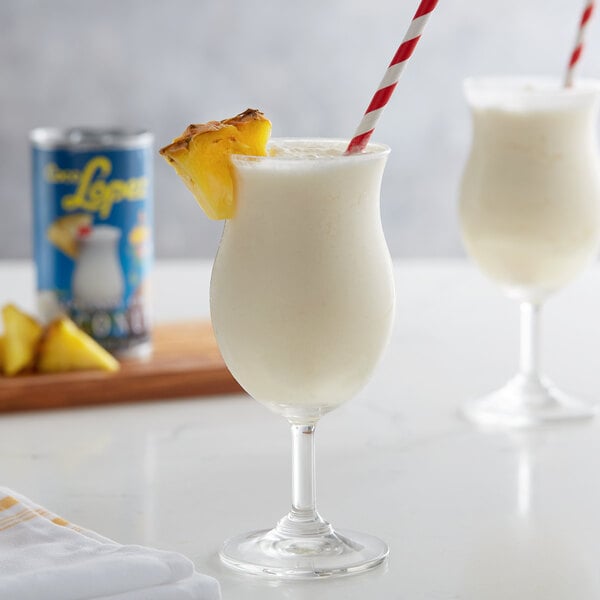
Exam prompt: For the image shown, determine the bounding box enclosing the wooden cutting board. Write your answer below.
[0,321,244,413]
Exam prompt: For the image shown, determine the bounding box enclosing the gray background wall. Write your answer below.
[1,0,599,259]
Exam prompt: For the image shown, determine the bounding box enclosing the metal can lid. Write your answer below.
[30,127,153,150]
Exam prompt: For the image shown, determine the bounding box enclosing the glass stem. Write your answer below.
[519,302,541,382]
[276,423,331,538]
[291,424,317,519]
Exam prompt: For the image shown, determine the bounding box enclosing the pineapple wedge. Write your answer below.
[37,317,120,374]
[0,335,4,372]
[2,304,43,376]
[159,108,271,219]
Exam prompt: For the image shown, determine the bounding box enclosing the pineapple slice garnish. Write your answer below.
[2,304,43,376]
[37,317,120,374]
[159,108,271,219]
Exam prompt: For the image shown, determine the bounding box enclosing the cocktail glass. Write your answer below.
[459,77,600,428]
[210,139,394,578]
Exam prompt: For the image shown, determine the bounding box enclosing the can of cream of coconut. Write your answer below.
[30,127,153,358]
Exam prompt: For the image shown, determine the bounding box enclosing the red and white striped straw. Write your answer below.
[346,0,439,154]
[564,0,595,87]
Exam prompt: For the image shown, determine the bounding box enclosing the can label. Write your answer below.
[32,139,153,356]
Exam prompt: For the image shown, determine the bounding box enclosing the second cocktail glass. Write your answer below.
[459,77,600,428]
[210,139,394,578]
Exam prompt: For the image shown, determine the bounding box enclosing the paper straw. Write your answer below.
[564,0,595,87]
[346,0,439,154]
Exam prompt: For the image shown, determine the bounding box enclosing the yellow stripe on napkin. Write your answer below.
[35,507,71,527]
[0,495,80,533]
[0,496,18,512]
[0,508,37,532]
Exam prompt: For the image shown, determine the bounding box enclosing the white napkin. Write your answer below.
[0,488,221,600]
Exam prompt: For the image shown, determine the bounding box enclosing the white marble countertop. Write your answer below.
[2,259,600,599]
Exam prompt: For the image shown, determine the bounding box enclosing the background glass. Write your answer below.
[459,77,600,427]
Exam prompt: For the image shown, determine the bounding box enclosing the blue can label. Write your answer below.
[32,139,153,356]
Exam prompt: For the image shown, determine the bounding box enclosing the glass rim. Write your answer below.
[463,76,600,109]
[231,137,391,165]
[465,75,600,93]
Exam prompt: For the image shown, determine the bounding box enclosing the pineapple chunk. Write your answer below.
[37,317,120,374]
[2,304,43,376]
[159,108,271,219]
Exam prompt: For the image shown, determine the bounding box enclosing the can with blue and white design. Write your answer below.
[30,127,153,358]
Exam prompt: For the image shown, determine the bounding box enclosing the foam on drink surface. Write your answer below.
[268,140,346,158]
[265,139,382,159]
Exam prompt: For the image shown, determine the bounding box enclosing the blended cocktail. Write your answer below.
[460,77,600,302]
[459,77,600,427]
[211,139,395,424]
[211,138,394,577]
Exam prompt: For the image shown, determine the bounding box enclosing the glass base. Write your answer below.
[219,525,389,579]
[461,373,597,428]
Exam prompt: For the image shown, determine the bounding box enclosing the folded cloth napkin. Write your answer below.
[0,488,221,600]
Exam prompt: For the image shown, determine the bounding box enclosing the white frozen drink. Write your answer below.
[210,139,395,423]
[460,77,600,302]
